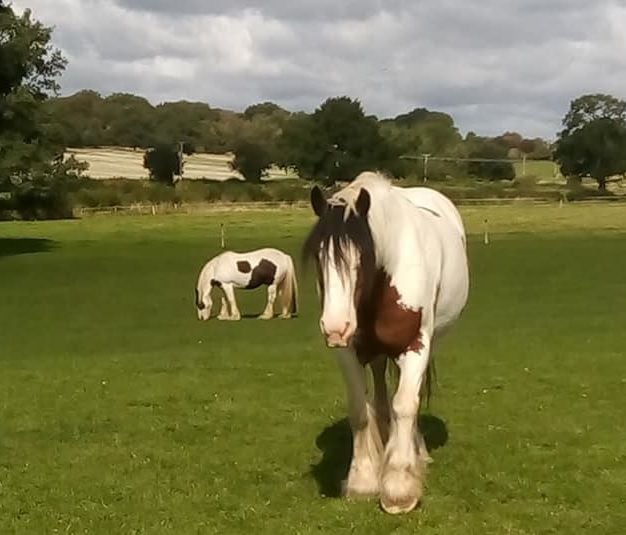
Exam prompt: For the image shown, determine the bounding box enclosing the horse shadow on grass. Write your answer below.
[0,238,56,259]
[309,414,448,498]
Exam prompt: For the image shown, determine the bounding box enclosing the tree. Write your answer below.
[100,93,156,148]
[561,94,626,135]
[380,108,463,180]
[0,3,83,219]
[555,94,626,191]
[229,141,272,182]
[143,145,181,185]
[278,97,393,184]
[464,134,515,181]
[555,118,626,191]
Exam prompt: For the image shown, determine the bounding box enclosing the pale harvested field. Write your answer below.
[65,147,298,181]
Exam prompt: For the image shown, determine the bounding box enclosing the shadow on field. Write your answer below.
[0,238,56,259]
[310,414,448,498]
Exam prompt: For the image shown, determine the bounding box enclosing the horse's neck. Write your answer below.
[369,193,415,274]
[200,262,216,286]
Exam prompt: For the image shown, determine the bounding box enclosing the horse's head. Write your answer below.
[303,185,376,348]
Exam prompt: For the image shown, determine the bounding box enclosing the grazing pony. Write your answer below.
[303,171,469,514]
[195,248,298,321]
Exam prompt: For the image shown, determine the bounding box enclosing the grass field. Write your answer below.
[1,205,626,533]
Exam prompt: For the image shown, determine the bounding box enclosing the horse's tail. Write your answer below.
[282,255,298,316]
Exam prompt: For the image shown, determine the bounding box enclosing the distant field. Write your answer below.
[65,147,298,181]
[512,160,561,182]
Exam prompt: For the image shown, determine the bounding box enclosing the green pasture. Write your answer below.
[1,204,625,533]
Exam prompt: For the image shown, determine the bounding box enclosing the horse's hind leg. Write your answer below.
[258,284,277,320]
[370,355,390,445]
[417,429,433,464]
[277,279,291,319]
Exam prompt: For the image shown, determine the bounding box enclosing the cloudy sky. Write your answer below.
[12,0,626,138]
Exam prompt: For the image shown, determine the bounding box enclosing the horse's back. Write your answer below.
[394,186,465,240]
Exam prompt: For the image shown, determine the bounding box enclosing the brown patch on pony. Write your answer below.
[354,269,423,364]
[237,260,252,273]
[246,259,277,289]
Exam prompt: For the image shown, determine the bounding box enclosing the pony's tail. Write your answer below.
[282,255,298,317]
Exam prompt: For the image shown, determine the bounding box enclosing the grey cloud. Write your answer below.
[11,0,626,138]
[111,0,400,21]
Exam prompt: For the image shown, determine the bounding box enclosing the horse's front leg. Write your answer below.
[380,334,431,514]
[258,284,277,320]
[221,284,241,321]
[336,350,383,499]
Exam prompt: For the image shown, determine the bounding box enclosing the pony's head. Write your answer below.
[196,263,218,320]
[195,286,212,320]
[303,185,376,347]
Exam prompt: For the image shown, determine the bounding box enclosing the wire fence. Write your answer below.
[74,195,626,217]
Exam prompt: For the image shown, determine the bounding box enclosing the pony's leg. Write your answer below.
[216,296,229,320]
[370,355,390,445]
[258,284,277,320]
[221,284,241,321]
[277,280,291,319]
[336,350,383,498]
[380,335,431,515]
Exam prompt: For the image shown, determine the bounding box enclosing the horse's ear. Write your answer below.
[355,188,371,217]
[310,185,328,217]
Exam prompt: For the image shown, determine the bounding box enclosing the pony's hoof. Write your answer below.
[258,314,273,320]
[278,313,291,319]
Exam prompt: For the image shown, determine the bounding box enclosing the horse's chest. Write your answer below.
[355,272,423,361]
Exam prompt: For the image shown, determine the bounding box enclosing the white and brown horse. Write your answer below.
[195,248,298,321]
[303,171,469,514]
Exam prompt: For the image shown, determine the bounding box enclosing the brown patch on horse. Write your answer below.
[237,260,252,273]
[354,269,423,363]
[246,259,277,289]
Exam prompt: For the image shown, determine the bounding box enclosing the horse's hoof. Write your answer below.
[258,315,273,320]
[380,495,419,514]
[379,465,423,514]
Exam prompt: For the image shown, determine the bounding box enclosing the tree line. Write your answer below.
[1,2,625,219]
[44,90,553,185]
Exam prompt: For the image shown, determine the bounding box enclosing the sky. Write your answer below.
[12,0,626,139]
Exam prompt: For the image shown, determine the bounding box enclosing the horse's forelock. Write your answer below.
[303,201,376,297]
